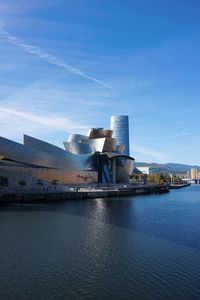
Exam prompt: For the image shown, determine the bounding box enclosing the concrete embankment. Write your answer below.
[0,184,169,204]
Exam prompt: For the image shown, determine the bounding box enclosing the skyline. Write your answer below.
[0,0,200,164]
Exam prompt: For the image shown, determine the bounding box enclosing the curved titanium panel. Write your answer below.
[87,128,113,139]
[0,136,58,169]
[108,155,134,174]
[1,117,135,185]
[1,136,95,171]
[110,156,135,182]
[88,138,116,152]
[24,135,97,171]
[63,141,93,154]
[115,145,125,154]
[67,134,89,143]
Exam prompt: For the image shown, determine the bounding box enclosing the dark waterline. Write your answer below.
[0,186,200,299]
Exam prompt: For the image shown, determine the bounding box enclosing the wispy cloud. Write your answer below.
[182,131,200,140]
[133,145,168,163]
[0,30,112,89]
[0,106,92,132]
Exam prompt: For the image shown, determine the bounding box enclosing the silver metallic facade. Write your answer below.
[110,115,130,156]
[0,117,134,186]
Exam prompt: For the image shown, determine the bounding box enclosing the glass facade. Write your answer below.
[110,115,130,156]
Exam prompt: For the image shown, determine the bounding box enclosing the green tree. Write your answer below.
[148,173,170,184]
[130,174,139,181]
[148,174,157,183]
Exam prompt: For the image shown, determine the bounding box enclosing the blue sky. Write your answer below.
[0,0,200,164]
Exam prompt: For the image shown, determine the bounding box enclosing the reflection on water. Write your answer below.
[0,186,200,299]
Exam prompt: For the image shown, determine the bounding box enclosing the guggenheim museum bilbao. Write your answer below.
[0,115,134,187]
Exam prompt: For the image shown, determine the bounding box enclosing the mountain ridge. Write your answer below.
[135,162,200,173]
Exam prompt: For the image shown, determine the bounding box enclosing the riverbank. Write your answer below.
[0,184,169,204]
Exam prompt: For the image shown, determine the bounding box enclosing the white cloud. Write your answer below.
[0,106,91,133]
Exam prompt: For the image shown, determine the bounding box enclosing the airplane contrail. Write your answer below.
[0,30,112,89]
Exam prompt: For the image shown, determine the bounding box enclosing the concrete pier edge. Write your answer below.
[0,184,170,204]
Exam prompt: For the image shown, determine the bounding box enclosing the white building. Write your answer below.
[191,168,198,179]
[137,166,150,175]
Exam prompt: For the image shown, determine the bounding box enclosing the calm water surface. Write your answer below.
[0,186,200,299]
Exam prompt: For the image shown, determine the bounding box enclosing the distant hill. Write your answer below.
[135,162,200,173]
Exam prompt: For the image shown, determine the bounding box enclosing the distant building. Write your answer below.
[110,115,130,156]
[186,171,191,179]
[136,166,163,174]
[191,168,198,179]
[137,166,150,175]
[174,173,187,179]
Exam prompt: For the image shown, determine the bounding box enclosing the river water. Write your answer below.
[0,186,200,299]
